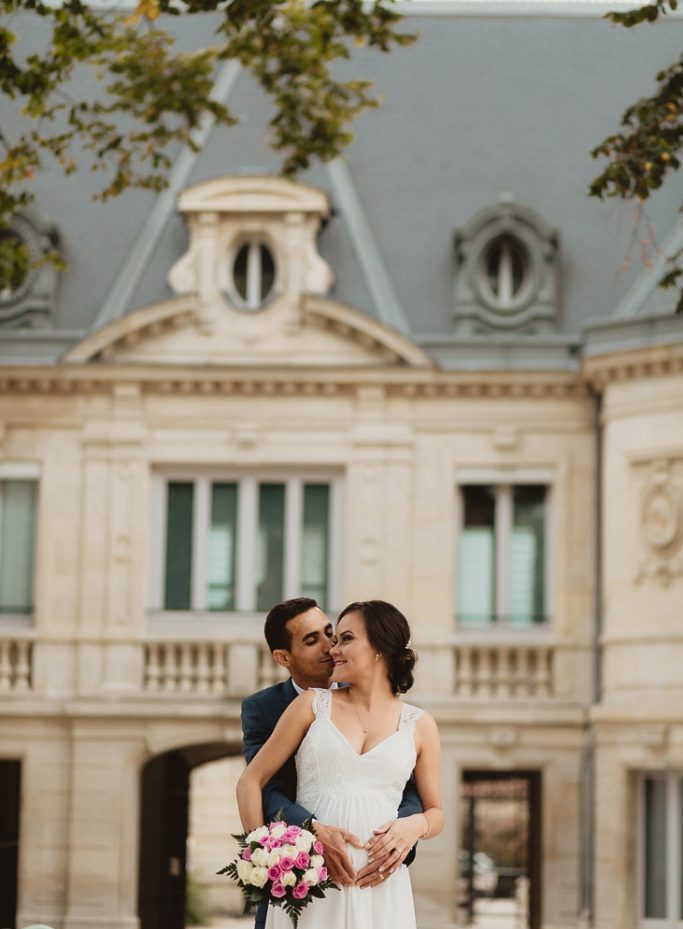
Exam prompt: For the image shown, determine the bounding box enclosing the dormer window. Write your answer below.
[167,176,334,330]
[231,239,277,311]
[454,202,559,334]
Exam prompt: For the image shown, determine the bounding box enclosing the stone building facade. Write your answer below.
[0,6,682,929]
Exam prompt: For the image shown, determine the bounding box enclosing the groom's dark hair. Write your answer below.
[264,598,319,652]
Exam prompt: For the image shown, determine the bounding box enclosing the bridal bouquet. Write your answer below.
[218,817,339,927]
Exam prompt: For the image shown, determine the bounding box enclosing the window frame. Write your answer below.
[478,233,533,314]
[149,470,344,620]
[226,236,279,312]
[0,462,40,624]
[456,468,553,629]
[638,772,683,929]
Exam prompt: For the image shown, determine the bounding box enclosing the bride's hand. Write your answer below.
[312,821,363,887]
[356,816,424,888]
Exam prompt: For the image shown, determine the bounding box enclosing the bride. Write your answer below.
[236,600,444,929]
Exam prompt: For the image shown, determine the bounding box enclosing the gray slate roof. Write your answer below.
[3,4,683,366]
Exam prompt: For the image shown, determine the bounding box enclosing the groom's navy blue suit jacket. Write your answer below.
[241,679,423,929]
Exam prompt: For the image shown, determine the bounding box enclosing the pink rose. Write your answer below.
[241,847,252,861]
[295,851,310,870]
[279,855,296,871]
[313,840,324,855]
[263,836,281,849]
[271,881,286,899]
[318,866,328,881]
[293,881,309,900]
[268,864,282,881]
[283,826,302,841]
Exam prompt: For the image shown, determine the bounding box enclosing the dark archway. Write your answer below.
[0,759,21,929]
[137,742,242,929]
[460,770,542,929]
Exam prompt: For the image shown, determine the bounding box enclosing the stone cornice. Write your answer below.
[0,366,588,400]
[582,341,683,389]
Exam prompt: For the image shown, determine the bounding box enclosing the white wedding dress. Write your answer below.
[265,687,422,929]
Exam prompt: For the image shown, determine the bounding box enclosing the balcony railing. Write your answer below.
[0,633,33,692]
[453,643,553,698]
[143,634,285,697]
[141,629,554,700]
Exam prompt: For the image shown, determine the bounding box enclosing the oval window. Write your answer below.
[231,241,276,311]
[480,235,530,310]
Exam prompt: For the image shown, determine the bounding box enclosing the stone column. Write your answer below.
[62,723,144,929]
[76,384,147,697]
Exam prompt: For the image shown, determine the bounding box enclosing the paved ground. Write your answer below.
[194,918,252,928]
[196,898,522,929]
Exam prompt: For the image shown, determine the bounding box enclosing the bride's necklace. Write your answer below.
[346,694,390,734]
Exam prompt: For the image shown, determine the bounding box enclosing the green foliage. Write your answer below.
[0,228,30,297]
[590,0,683,312]
[604,0,677,26]
[0,0,415,289]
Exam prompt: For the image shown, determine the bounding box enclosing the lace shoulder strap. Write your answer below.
[399,702,423,733]
[311,687,333,719]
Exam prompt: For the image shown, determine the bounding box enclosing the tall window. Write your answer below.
[0,478,37,614]
[641,774,683,927]
[458,483,548,627]
[155,476,339,614]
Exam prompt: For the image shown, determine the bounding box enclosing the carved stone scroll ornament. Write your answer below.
[636,459,683,586]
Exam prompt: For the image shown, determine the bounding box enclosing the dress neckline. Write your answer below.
[326,700,407,757]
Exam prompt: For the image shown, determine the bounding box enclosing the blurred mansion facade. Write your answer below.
[1,7,683,929]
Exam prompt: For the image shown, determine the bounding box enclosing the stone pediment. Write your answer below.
[177,175,331,216]
[63,294,432,369]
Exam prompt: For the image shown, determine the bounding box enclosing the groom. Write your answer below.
[241,597,423,929]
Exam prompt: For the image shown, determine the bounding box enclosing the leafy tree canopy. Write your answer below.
[0,0,414,288]
[589,0,683,312]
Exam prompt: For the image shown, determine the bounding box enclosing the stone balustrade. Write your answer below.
[143,633,285,697]
[453,642,553,698]
[141,629,555,701]
[0,633,33,692]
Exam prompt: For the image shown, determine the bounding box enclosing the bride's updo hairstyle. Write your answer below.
[337,600,417,694]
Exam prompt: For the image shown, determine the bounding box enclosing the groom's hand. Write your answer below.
[312,821,362,887]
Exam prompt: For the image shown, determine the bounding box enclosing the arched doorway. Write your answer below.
[137,742,243,929]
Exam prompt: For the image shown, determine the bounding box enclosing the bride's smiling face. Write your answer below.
[330,611,379,684]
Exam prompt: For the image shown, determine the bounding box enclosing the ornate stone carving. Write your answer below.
[167,176,334,328]
[635,458,683,586]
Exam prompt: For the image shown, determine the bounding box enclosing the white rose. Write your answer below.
[280,844,297,858]
[251,848,270,868]
[247,826,269,843]
[267,849,283,868]
[295,832,314,853]
[270,823,287,839]
[249,866,269,888]
[282,870,297,887]
[236,860,254,883]
[310,855,324,869]
[302,868,320,886]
